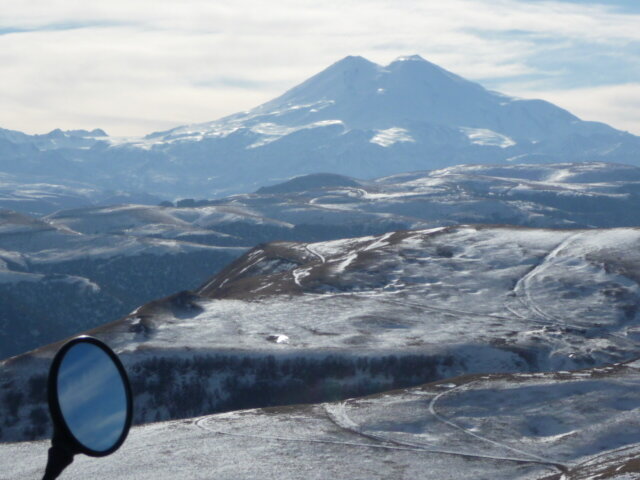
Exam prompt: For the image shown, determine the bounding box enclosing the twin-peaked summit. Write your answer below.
[252,54,580,138]
[135,54,639,196]
[157,54,616,144]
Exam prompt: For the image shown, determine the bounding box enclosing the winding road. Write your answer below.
[323,387,569,476]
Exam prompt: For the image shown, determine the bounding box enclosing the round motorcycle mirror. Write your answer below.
[43,336,133,480]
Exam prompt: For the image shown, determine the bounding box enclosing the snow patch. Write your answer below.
[460,127,516,148]
[247,120,345,149]
[267,334,290,344]
[370,128,415,147]
[331,253,358,273]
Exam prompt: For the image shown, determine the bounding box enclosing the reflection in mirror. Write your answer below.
[56,342,128,453]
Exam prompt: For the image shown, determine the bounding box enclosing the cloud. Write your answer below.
[0,0,638,136]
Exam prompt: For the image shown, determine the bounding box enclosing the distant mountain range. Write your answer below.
[1,55,640,200]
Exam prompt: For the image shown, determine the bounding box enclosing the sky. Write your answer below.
[1,0,639,136]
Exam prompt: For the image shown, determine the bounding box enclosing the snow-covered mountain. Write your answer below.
[0,127,161,216]
[112,55,640,196]
[156,54,616,144]
[1,56,639,198]
[0,127,107,149]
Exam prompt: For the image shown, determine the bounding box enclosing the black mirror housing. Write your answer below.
[43,336,133,480]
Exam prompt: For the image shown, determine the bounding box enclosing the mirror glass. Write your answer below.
[56,342,128,453]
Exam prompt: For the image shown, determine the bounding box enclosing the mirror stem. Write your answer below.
[42,431,75,480]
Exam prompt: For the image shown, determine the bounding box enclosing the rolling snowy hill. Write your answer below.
[2,225,640,445]
[0,173,162,216]
[4,162,640,360]
[187,161,640,230]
